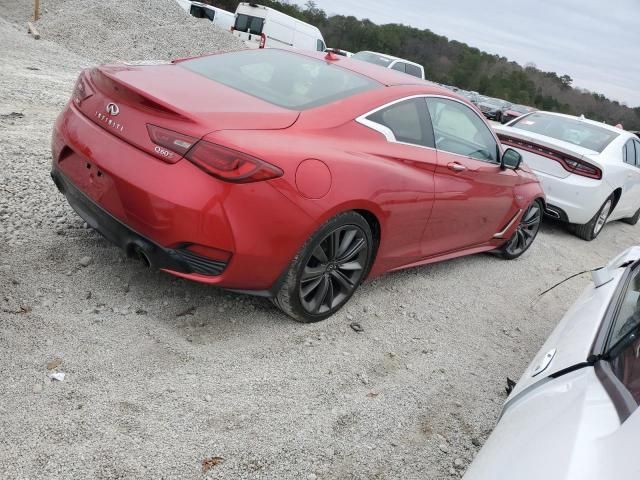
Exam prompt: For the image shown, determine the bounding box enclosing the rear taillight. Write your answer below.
[499,135,602,180]
[259,33,266,48]
[185,141,283,183]
[147,124,198,163]
[72,75,93,106]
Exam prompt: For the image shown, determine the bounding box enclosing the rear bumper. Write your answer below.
[51,101,312,293]
[531,169,608,224]
[52,169,228,276]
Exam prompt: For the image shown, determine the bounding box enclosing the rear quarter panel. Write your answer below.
[206,122,438,276]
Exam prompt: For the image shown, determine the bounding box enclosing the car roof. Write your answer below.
[290,49,434,88]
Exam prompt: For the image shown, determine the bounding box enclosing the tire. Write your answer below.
[495,111,503,123]
[496,199,543,260]
[622,208,640,226]
[272,211,373,323]
[574,195,613,241]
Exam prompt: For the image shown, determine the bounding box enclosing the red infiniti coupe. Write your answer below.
[51,48,544,322]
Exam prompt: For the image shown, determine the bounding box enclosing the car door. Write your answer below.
[616,139,640,217]
[356,97,438,265]
[421,96,521,256]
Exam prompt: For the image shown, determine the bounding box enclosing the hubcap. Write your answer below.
[299,226,369,315]
[594,199,612,235]
[505,203,542,256]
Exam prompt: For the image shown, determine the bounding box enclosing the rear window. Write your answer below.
[180,49,380,110]
[234,14,264,34]
[352,51,394,67]
[511,112,620,153]
[405,63,422,78]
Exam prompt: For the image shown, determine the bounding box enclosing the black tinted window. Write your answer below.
[426,97,498,162]
[234,14,264,34]
[607,268,640,404]
[181,49,380,110]
[405,63,422,78]
[624,141,637,166]
[391,62,406,73]
[511,113,619,153]
[366,98,434,148]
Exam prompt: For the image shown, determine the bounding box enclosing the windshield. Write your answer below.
[510,112,619,153]
[352,51,394,67]
[606,267,640,357]
[234,14,264,34]
[180,49,381,110]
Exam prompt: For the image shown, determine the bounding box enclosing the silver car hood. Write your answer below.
[505,246,640,406]
[463,368,621,480]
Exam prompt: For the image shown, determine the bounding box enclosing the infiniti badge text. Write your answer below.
[95,111,124,132]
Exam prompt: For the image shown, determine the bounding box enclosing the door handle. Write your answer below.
[447,162,466,172]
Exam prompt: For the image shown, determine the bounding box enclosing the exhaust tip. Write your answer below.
[545,208,561,219]
[127,243,152,268]
[136,249,151,268]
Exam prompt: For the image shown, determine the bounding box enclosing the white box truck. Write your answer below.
[231,2,326,52]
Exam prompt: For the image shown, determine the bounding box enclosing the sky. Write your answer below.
[292,0,640,107]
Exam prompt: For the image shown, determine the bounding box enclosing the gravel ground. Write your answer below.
[1,0,244,62]
[1,5,640,479]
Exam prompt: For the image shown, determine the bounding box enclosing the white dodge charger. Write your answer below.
[494,112,640,240]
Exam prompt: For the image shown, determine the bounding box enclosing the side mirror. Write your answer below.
[501,148,522,170]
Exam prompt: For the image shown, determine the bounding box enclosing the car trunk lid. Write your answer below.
[494,125,601,179]
[74,63,299,163]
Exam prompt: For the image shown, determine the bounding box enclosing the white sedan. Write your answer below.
[494,112,640,240]
[464,247,640,480]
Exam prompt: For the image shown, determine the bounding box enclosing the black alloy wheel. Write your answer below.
[273,211,373,323]
[299,225,369,315]
[498,200,542,259]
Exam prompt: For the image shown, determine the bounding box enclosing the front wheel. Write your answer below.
[496,200,543,259]
[574,196,613,241]
[273,211,373,323]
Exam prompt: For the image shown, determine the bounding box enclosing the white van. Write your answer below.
[174,1,235,30]
[352,51,425,80]
[188,2,236,30]
[231,2,326,52]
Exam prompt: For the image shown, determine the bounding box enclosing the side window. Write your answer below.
[391,62,406,73]
[607,268,640,405]
[426,97,499,162]
[316,39,325,52]
[623,141,636,166]
[405,63,422,78]
[365,98,434,148]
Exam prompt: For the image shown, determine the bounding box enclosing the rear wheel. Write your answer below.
[574,196,613,241]
[622,208,640,226]
[273,211,373,323]
[496,200,542,259]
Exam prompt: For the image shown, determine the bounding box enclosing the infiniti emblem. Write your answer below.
[106,102,120,116]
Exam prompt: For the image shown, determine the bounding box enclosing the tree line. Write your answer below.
[208,0,640,130]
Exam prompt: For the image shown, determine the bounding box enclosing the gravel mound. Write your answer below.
[33,0,245,63]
